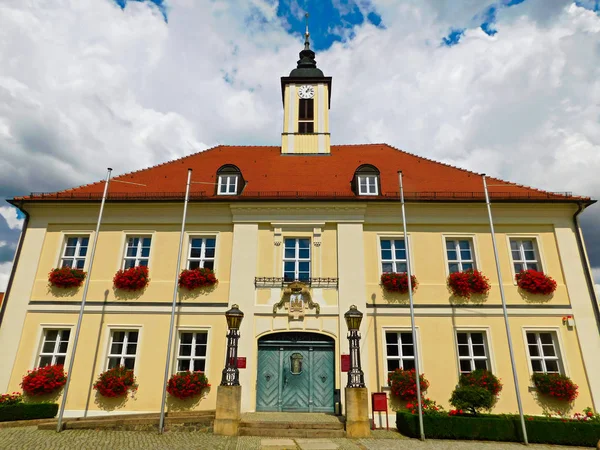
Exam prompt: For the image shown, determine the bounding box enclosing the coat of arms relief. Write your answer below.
[272,281,320,319]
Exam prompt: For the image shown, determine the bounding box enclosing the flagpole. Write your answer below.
[482,174,528,445]
[56,168,113,432]
[398,171,425,441]
[159,168,192,434]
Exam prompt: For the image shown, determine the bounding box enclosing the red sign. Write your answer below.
[237,357,246,369]
[341,354,350,372]
[372,392,388,412]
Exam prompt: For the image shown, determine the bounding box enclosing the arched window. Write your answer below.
[352,164,380,196]
[216,164,244,196]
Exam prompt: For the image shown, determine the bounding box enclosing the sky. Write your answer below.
[0,0,599,290]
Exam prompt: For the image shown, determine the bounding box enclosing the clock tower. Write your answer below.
[281,16,332,155]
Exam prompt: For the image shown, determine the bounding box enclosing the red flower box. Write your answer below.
[516,270,557,295]
[21,365,67,396]
[178,268,218,290]
[532,373,578,402]
[381,272,418,294]
[113,266,149,291]
[388,368,430,401]
[93,366,138,398]
[48,267,86,288]
[166,371,211,400]
[447,269,491,298]
[460,369,503,397]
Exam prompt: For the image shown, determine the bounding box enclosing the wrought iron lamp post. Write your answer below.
[345,305,365,388]
[220,304,244,386]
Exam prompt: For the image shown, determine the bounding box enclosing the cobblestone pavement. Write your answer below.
[0,427,590,449]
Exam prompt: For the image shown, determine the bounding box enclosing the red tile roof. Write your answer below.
[13,144,588,203]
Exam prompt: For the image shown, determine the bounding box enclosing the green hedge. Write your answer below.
[397,412,600,447]
[0,403,58,422]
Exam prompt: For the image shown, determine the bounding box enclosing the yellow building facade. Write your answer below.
[1,35,599,419]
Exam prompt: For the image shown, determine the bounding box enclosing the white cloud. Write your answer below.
[0,262,11,292]
[0,0,599,267]
[0,207,23,230]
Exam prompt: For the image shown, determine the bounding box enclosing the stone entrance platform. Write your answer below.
[240,412,345,438]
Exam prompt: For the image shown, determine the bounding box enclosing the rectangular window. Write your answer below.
[298,99,314,134]
[38,329,70,367]
[526,331,562,374]
[61,236,89,270]
[107,330,139,370]
[456,331,489,374]
[187,237,216,270]
[123,236,152,269]
[446,239,475,273]
[283,238,311,282]
[510,239,540,273]
[380,239,407,273]
[385,331,415,372]
[177,331,208,372]
[218,175,238,195]
[358,175,378,195]
[298,99,314,120]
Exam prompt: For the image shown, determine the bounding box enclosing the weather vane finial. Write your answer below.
[304,13,310,50]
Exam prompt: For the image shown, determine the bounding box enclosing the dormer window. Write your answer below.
[352,164,380,196]
[216,165,244,196]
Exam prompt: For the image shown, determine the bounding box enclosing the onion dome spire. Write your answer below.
[289,13,324,78]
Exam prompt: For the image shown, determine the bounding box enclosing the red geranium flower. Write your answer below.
[387,368,429,401]
[380,272,418,294]
[516,270,557,295]
[166,371,211,399]
[113,266,150,291]
[21,364,67,396]
[48,267,86,288]
[93,366,138,398]
[178,268,218,290]
[532,373,578,402]
[447,270,490,298]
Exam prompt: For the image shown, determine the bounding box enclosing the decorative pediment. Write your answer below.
[272,281,321,318]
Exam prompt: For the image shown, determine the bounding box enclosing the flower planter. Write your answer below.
[516,270,557,295]
[113,266,149,291]
[20,365,67,396]
[447,270,490,299]
[166,371,211,400]
[532,373,578,402]
[387,368,429,401]
[381,272,418,294]
[93,366,138,398]
[178,268,218,290]
[48,267,86,288]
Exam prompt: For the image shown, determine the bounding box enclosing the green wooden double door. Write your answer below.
[256,332,334,413]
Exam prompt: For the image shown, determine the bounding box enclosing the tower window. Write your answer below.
[298,99,314,134]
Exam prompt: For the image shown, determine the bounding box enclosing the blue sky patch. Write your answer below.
[113,0,167,20]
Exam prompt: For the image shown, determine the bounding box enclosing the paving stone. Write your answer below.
[260,438,298,449]
[295,438,339,449]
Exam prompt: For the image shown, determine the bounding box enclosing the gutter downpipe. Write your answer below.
[572,202,600,333]
[0,203,30,329]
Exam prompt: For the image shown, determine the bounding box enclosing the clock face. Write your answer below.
[298,85,315,99]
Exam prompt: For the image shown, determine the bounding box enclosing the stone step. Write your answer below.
[240,421,343,430]
[239,427,345,438]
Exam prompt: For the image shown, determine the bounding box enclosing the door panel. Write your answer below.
[281,349,310,412]
[256,347,281,411]
[311,348,334,412]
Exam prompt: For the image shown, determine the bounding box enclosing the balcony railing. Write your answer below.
[254,277,339,289]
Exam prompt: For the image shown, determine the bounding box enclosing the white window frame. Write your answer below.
[186,236,217,271]
[176,330,210,373]
[217,175,238,195]
[282,237,311,281]
[523,329,565,375]
[106,329,140,370]
[357,175,378,195]
[122,235,152,269]
[509,238,541,272]
[445,238,476,273]
[59,235,90,270]
[505,236,546,283]
[37,328,71,367]
[379,237,408,274]
[381,326,423,387]
[455,330,490,374]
